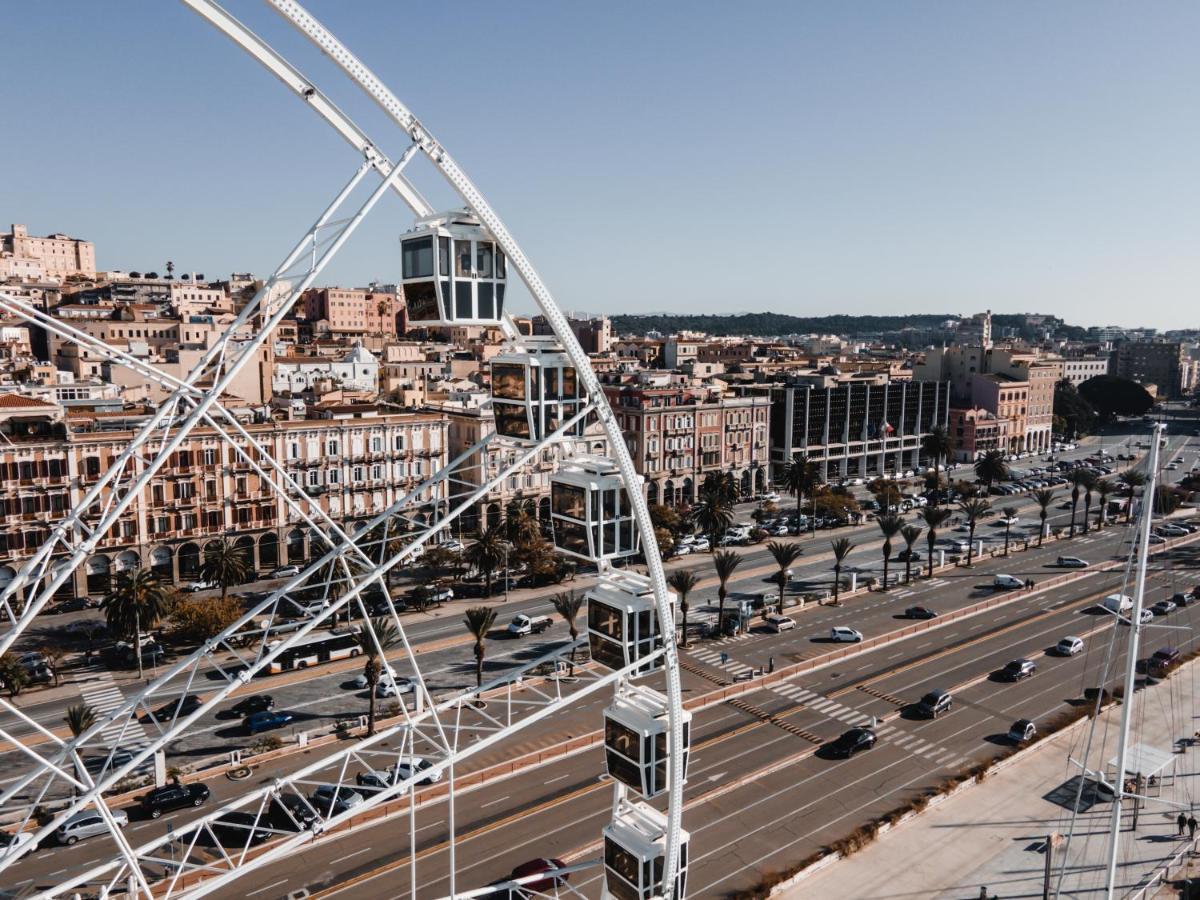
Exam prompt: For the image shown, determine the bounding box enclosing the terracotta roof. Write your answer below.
[0,393,57,409]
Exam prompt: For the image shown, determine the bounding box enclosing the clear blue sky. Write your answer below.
[4,1,1199,329]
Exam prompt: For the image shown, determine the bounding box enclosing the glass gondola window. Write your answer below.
[405,282,439,322]
[438,236,450,276]
[402,236,434,279]
[604,838,643,900]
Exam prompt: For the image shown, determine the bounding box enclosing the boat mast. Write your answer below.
[1104,421,1165,898]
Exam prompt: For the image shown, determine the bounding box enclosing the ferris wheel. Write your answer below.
[0,2,688,897]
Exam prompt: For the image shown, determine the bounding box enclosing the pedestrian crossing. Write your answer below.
[892,588,917,599]
[78,667,152,754]
[687,646,755,678]
[767,680,971,769]
[924,578,949,588]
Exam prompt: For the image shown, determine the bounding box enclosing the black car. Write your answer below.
[229,694,275,717]
[151,694,203,722]
[269,794,318,831]
[1172,592,1195,607]
[140,782,210,819]
[1151,599,1177,617]
[828,728,877,758]
[211,812,273,846]
[895,549,922,562]
[1000,659,1037,681]
[904,606,937,620]
[917,689,953,718]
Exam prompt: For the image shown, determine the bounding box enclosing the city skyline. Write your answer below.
[3,1,1199,329]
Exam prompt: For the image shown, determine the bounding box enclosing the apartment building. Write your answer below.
[302,287,402,338]
[1061,355,1111,387]
[605,383,771,505]
[970,373,1028,454]
[1,224,95,279]
[948,406,1010,461]
[764,373,950,481]
[0,401,447,599]
[1114,341,1186,399]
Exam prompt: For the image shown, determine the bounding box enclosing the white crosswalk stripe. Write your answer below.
[78,667,152,751]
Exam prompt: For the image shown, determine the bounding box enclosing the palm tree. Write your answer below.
[462,606,497,690]
[973,450,1009,493]
[65,702,96,738]
[691,486,734,551]
[353,617,400,735]
[781,453,821,533]
[1000,506,1018,556]
[711,550,742,636]
[667,569,699,647]
[765,540,803,614]
[830,538,855,603]
[920,426,954,489]
[1081,475,1098,535]
[550,590,584,665]
[504,497,540,548]
[201,537,251,603]
[1032,489,1056,546]
[1068,470,1094,537]
[1120,470,1147,523]
[101,569,172,679]
[876,514,903,590]
[466,525,508,597]
[377,296,389,337]
[959,499,992,567]
[919,506,953,577]
[1095,478,1114,529]
[899,525,923,583]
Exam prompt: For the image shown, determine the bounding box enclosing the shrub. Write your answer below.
[248,735,284,755]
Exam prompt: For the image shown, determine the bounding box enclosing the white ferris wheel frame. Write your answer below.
[0,1,686,897]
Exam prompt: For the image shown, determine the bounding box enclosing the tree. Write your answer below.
[462,606,497,690]
[1094,478,1114,528]
[1078,375,1154,422]
[170,595,242,645]
[974,450,1009,493]
[0,653,28,700]
[765,541,802,614]
[700,471,738,506]
[919,507,953,578]
[101,569,172,680]
[504,497,540,548]
[1120,470,1147,523]
[551,591,584,666]
[1032,489,1056,546]
[667,570,699,647]
[959,499,992,567]
[353,617,400,735]
[1081,477,1098,535]
[65,702,97,738]
[900,525,923,583]
[781,453,821,533]
[648,504,684,539]
[1000,506,1018,556]
[691,486,734,552]
[166,260,175,280]
[920,426,954,483]
[377,296,389,337]
[712,550,742,636]
[830,538,855,603]
[1068,470,1095,537]
[1053,380,1097,437]
[876,514,903,590]
[868,478,903,515]
[466,525,508,597]
[201,538,251,603]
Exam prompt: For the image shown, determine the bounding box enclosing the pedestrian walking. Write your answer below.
[1188,814,1197,840]
[1178,812,1187,835]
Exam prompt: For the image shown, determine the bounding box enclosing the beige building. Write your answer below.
[302,287,402,338]
[1,224,95,280]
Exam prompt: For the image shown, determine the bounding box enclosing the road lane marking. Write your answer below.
[248,879,289,896]
[478,795,510,808]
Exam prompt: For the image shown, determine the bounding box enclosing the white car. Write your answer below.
[690,537,711,552]
[672,543,694,556]
[1056,636,1084,656]
[829,626,863,643]
[56,809,128,845]
[1157,525,1188,537]
[765,614,795,633]
[440,539,466,554]
[993,574,1025,590]
[185,579,219,593]
[764,492,781,503]
[270,565,302,579]
[1056,556,1089,569]
[375,678,414,698]
[0,829,36,860]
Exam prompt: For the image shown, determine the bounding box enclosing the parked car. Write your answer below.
[141,782,211,818]
[1056,636,1085,657]
[310,785,364,816]
[243,710,293,734]
[1008,719,1037,744]
[690,536,711,552]
[993,574,1025,590]
[56,809,128,845]
[999,658,1037,682]
[269,565,302,579]
[269,794,319,831]
[1151,599,1177,616]
[764,614,795,633]
[916,689,952,718]
[358,756,441,790]
[1056,556,1089,569]
[895,549,922,562]
[904,606,937,620]
[508,614,552,637]
[1148,648,1181,678]
[229,694,275,717]
[212,811,273,846]
[1138,608,1155,625]
[829,626,863,643]
[375,678,414,698]
[184,579,219,593]
[827,727,877,758]
[1172,592,1195,607]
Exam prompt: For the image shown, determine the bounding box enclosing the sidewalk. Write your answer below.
[789,657,1200,899]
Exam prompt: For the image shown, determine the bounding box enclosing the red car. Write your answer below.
[488,858,568,896]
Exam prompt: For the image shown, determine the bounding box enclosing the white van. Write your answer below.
[1101,594,1133,614]
[507,614,552,637]
[993,574,1025,590]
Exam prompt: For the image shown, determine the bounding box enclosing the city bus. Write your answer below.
[266,628,361,674]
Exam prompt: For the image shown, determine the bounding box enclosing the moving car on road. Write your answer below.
[375,677,414,697]
[141,782,211,818]
[1008,719,1037,743]
[917,689,952,718]
[829,626,863,643]
[1000,658,1037,681]
[507,614,552,636]
[0,829,35,860]
[1148,648,1181,678]
[904,606,937,620]
[486,858,571,897]
[56,809,129,845]
[827,727,877,758]
[1056,556,1089,568]
[212,812,273,846]
[310,785,364,816]
[229,694,274,717]
[993,574,1025,590]
[1151,599,1178,616]
[243,710,293,734]
[765,614,795,633]
[151,694,203,722]
[1056,636,1084,656]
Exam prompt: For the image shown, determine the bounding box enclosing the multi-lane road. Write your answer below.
[4,424,1197,896]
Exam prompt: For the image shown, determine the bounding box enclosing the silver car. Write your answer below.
[56,808,128,845]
